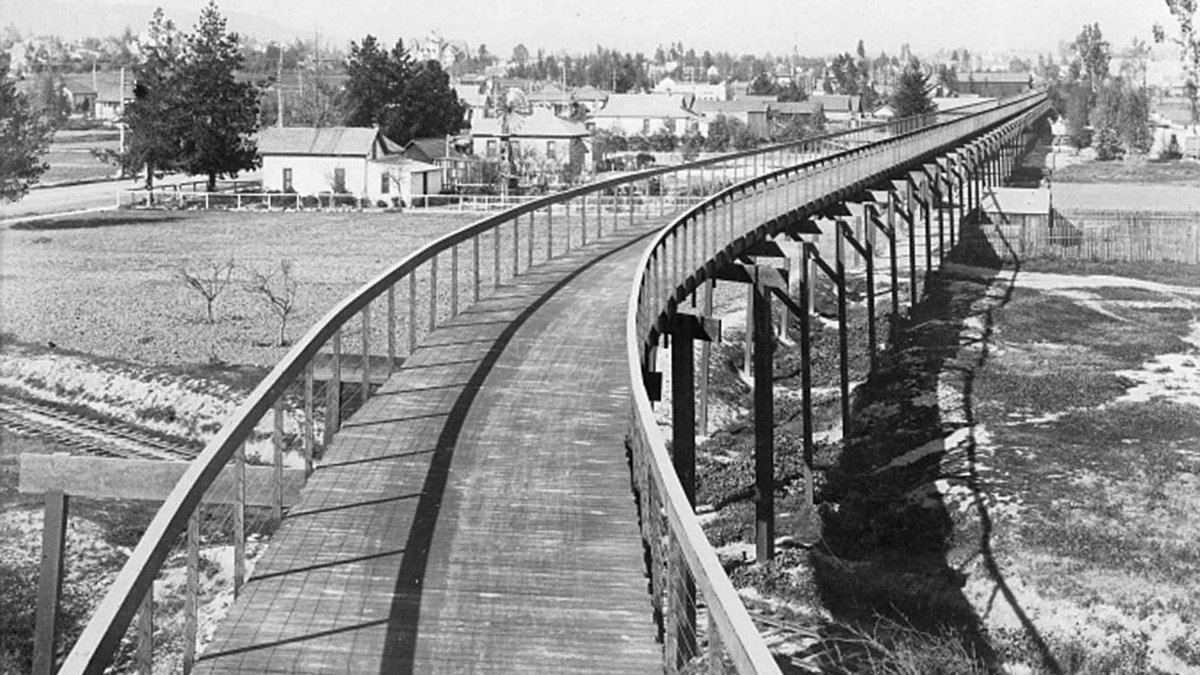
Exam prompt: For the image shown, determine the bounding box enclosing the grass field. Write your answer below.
[36,129,122,185]
[1054,157,1200,187]
[694,227,1200,673]
[1,209,478,368]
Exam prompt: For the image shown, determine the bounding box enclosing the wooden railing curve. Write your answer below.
[60,99,1033,674]
[624,90,1049,673]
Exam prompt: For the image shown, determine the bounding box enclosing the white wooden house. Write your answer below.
[589,94,707,138]
[470,108,590,184]
[256,127,441,203]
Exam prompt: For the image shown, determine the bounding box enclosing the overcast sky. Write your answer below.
[15,0,1178,58]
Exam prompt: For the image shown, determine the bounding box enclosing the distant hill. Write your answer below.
[0,0,307,43]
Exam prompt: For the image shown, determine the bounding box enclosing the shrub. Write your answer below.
[375,200,388,208]
[300,195,320,209]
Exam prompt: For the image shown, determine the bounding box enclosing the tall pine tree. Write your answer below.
[891,59,936,118]
[175,1,260,191]
[122,8,185,189]
[0,52,54,201]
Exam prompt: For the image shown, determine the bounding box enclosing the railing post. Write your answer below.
[547,204,555,259]
[527,212,534,268]
[33,490,68,675]
[473,236,481,302]
[408,274,418,353]
[494,226,502,288]
[234,442,246,595]
[273,397,284,521]
[451,244,459,317]
[429,254,439,332]
[183,512,199,675]
[582,194,588,245]
[512,218,520,277]
[387,287,397,375]
[361,304,372,403]
[325,329,342,445]
[137,588,152,675]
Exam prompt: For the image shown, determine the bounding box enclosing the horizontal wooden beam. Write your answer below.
[19,454,305,507]
[668,313,722,343]
[741,240,787,259]
[781,217,822,240]
[713,263,788,290]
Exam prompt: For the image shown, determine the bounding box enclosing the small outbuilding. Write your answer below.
[256,126,442,204]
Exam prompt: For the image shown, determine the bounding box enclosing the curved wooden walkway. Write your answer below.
[195,219,665,673]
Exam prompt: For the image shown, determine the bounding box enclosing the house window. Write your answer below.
[642,118,652,134]
[333,167,346,193]
[486,139,498,157]
[546,140,557,160]
[381,171,390,194]
[282,168,293,192]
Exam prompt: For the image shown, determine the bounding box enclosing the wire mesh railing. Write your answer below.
[624,90,1049,673]
[59,101,1030,674]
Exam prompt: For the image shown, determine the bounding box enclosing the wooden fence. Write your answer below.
[982,209,1200,264]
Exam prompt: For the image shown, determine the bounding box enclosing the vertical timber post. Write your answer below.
[835,224,851,450]
[799,245,816,510]
[752,280,775,563]
[669,314,703,667]
[33,490,68,675]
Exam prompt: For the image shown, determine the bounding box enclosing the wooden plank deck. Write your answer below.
[196,220,665,674]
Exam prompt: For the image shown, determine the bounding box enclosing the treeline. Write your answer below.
[1048,23,1153,159]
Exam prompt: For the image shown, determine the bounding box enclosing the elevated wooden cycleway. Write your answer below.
[195,221,665,673]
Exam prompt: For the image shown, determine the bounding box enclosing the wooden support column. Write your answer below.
[834,225,851,449]
[33,490,68,675]
[698,280,715,435]
[669,313,720,502]
[714,262,788,563]
[841,219,876,366]
[667,312,718,666]
[751,279,774,563]
[912,171,931,278]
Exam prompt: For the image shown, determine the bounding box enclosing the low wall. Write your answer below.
[981,209,1200,264]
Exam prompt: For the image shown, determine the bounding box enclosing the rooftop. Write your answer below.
[470,107,589,138]
[593,94,702,119]
[256,127,399,157]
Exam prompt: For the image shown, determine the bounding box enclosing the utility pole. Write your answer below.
[277,48,284,128]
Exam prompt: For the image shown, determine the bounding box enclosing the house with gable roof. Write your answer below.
[590,94,708,138]
[470,108,590,184]
[257,126,441,204]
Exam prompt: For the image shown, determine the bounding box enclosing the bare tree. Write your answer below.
[178,257,236,322]
[246,260,299,346]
